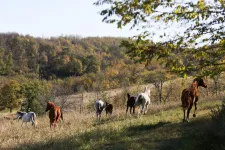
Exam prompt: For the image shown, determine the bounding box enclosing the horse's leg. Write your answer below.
[133,107,135,114]
[31,117,35,127]
[130,107,132,114]
[21,121,24,127]
[183,109,186,122]
[130,107,132,115]
[193,96,198,117]
[126,106,129,115]
[187,103,193,122]
[141,104,145,114]
[144,104,149,114]
[99,112,101,120]
[136,106,141,117]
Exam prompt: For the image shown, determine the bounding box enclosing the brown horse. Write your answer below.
[181,78,207,122]
[105,102,113,117]
[126,93,136,115]
[45,102,63,128]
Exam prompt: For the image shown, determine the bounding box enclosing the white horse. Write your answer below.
[94,99,105,120]
[135,87,151,115]
[15,111,36,127]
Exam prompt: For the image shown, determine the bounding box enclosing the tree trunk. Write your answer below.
[159,81,163,103]
[9,107,12,113]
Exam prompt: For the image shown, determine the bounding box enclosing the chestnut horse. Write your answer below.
[181,78,207,122]
[126,93,136,115]
[45,102,63,128]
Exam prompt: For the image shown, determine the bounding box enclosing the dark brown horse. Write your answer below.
[181,78,207,122]
[126,93,136,115]
[105,102,113,117]
[45,102,63,128]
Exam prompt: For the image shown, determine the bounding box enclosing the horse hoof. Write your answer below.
[183,119,189,123]
[193,114,196,117]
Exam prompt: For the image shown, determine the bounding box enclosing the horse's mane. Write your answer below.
[47,102,55,107]
[17,111,25,116]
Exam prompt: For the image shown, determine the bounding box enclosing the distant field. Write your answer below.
[0,98,221,150]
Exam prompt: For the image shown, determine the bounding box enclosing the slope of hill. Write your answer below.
[0,98,222,150]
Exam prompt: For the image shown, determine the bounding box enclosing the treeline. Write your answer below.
[0,33,163,113]
[0,33,154,90]
[0,33,129,77]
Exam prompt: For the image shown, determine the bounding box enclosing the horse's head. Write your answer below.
[104,102,110,110]
[45,101,55,112]
[144,87,151,97]
[15,111,24,119]
[194,78,207,88]
[127,93,131,99]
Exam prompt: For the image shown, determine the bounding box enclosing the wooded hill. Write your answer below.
[0,33,155,89]
[0,33,166,113]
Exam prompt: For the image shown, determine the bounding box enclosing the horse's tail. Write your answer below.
[61,110,63,121]
[31,113,36,126]
[181,89,191,110]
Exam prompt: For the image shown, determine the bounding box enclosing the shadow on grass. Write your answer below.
[14,116,225,150]
[93,115,128,126]
[126,121,171,134]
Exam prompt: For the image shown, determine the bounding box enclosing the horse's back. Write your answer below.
[127,96,136,106]
[106,104,113,111]
[136,93,150,104]
[22,112,36,122]
[94,100,104,112]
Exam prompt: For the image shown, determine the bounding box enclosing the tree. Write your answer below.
[0,48,13,75]
[0,80,22,112]
[94,0,225,76]
[21,82,42,113]
[83,55,100,74]
[145,70,175,103]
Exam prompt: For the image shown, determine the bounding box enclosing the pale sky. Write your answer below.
[0,0,140,38]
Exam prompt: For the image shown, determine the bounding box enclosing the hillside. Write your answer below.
[0,98,222,150]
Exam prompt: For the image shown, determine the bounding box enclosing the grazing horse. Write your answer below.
[105,102,113,117]
[94,99,105,120]
[45,102,63,128]
[15,111,36,127]
[135,87,151,115]
[181,78,207,122]
[126,93,136,115]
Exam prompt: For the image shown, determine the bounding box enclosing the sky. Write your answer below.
[0,0,139,38]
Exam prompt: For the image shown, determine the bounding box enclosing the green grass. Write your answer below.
[0,99,222,150]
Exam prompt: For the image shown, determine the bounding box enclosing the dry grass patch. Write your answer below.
[0,99,222,150]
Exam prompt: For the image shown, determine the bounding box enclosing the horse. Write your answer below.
[94,99,105,120]
[45,101,63,128]
[15,111,36,127]
[135,87,151,115]
[105,102,113,117]
[126,93,136,115]
[181,78,207,122]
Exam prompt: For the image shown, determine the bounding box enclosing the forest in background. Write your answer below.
[0,33,169,114]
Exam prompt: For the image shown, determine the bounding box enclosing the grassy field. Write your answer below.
[0,99,222,150]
